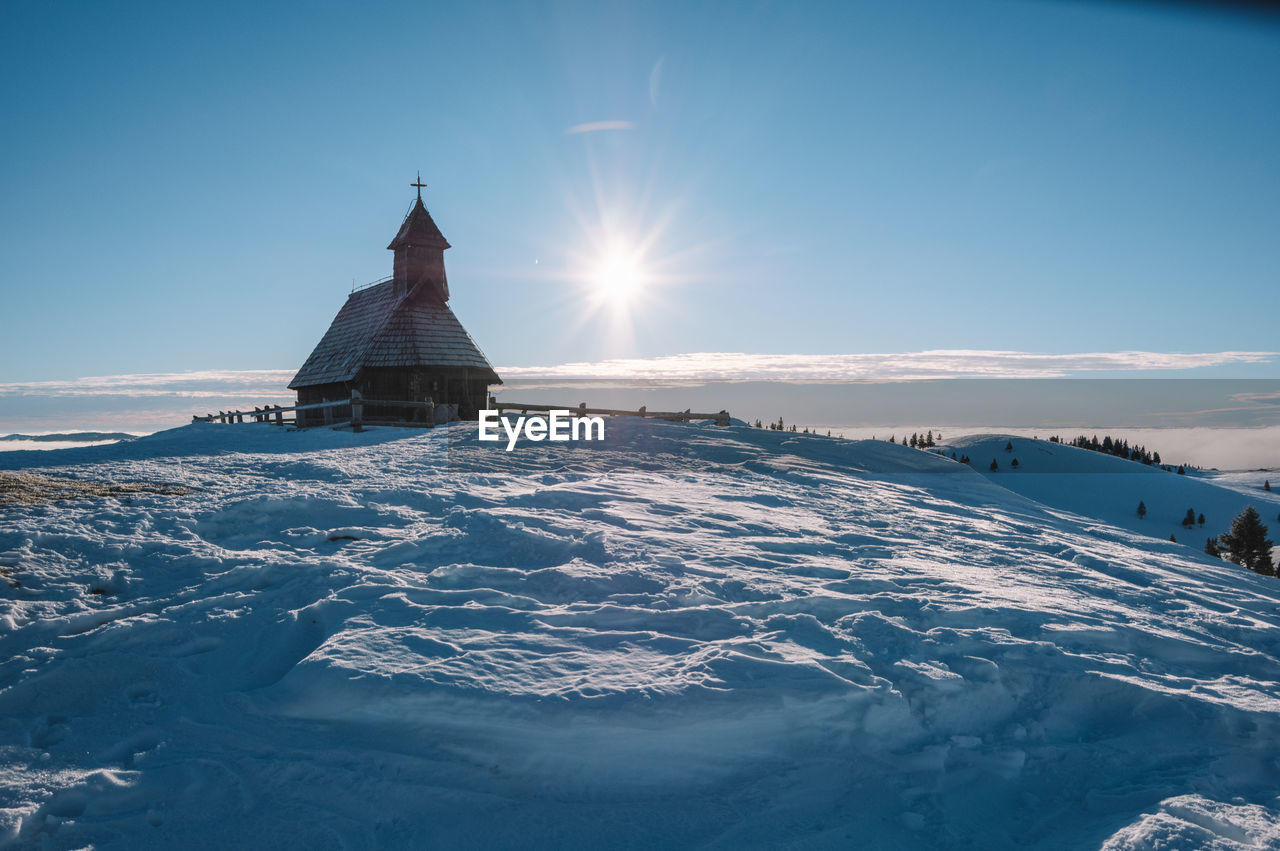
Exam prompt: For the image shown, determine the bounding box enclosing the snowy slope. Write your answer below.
[940,433,1280,557]
[1,420,1278,849]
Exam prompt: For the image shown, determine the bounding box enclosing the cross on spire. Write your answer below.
[410,172,426,202]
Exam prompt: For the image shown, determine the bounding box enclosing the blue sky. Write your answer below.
[2,0,1278,382]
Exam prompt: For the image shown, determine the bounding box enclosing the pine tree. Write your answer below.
[989,458,999,472]
[1153,451,1161,465]
[1004,440,1013,452]
[1170,534,1177,543]
[1205,538,1221,557]
[1265,480,1272,492]
[1011,458,1019,469]
[1218,507,1276,576]
[1137,501,1147,519]
[1197,513,1205,526]
[925,430,934,447]
[1182,508,1196,528]
[1177,465,1186,475]
[889,436,895,443]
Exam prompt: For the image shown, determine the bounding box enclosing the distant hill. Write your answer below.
[0,432,138,443]
[939,433,1280,554]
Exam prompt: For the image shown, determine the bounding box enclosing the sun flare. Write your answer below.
[591,243,644,306]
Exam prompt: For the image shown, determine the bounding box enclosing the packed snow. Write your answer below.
[0,419,1278,848]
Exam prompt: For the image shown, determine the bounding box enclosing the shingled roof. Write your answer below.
[288,280,500,389]
[387,197,450,251]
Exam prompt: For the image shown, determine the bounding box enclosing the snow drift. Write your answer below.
[0,419,1278,848]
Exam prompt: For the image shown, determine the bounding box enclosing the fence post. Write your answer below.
[423,395,435,428]
[323,400,334,426]
[351,389,363,433]
[274,405,283,426]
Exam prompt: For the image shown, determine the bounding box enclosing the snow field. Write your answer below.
[0,419,1277,848]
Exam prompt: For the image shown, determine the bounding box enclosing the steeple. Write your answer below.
[388,174,450,302]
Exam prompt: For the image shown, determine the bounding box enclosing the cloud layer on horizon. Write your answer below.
[0,370,297,398]
[1,350,1276,398]
[498,350,1278,380]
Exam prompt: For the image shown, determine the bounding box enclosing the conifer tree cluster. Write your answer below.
[1180,508,1205,529]
[1047,434,1177,469]
[759,417,801,432]
[720,417,837,438]
[904,431,938,448]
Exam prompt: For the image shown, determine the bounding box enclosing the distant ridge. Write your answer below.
[0,432,138,443]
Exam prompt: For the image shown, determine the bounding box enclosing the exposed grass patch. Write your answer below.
[0,471,187,506]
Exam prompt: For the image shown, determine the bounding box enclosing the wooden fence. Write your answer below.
[191,390,437,432]
[193,390,732,431]
[492,400,731,426]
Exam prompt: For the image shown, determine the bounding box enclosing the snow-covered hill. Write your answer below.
[1,420,1278,848]
[940,433,1280,558]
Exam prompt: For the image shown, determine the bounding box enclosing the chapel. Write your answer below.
[289,178,501,425]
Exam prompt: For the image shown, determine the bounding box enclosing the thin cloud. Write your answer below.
[565,120,635,135]
[649,57,665,107]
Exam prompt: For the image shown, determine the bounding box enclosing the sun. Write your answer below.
[591,242,644,306]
